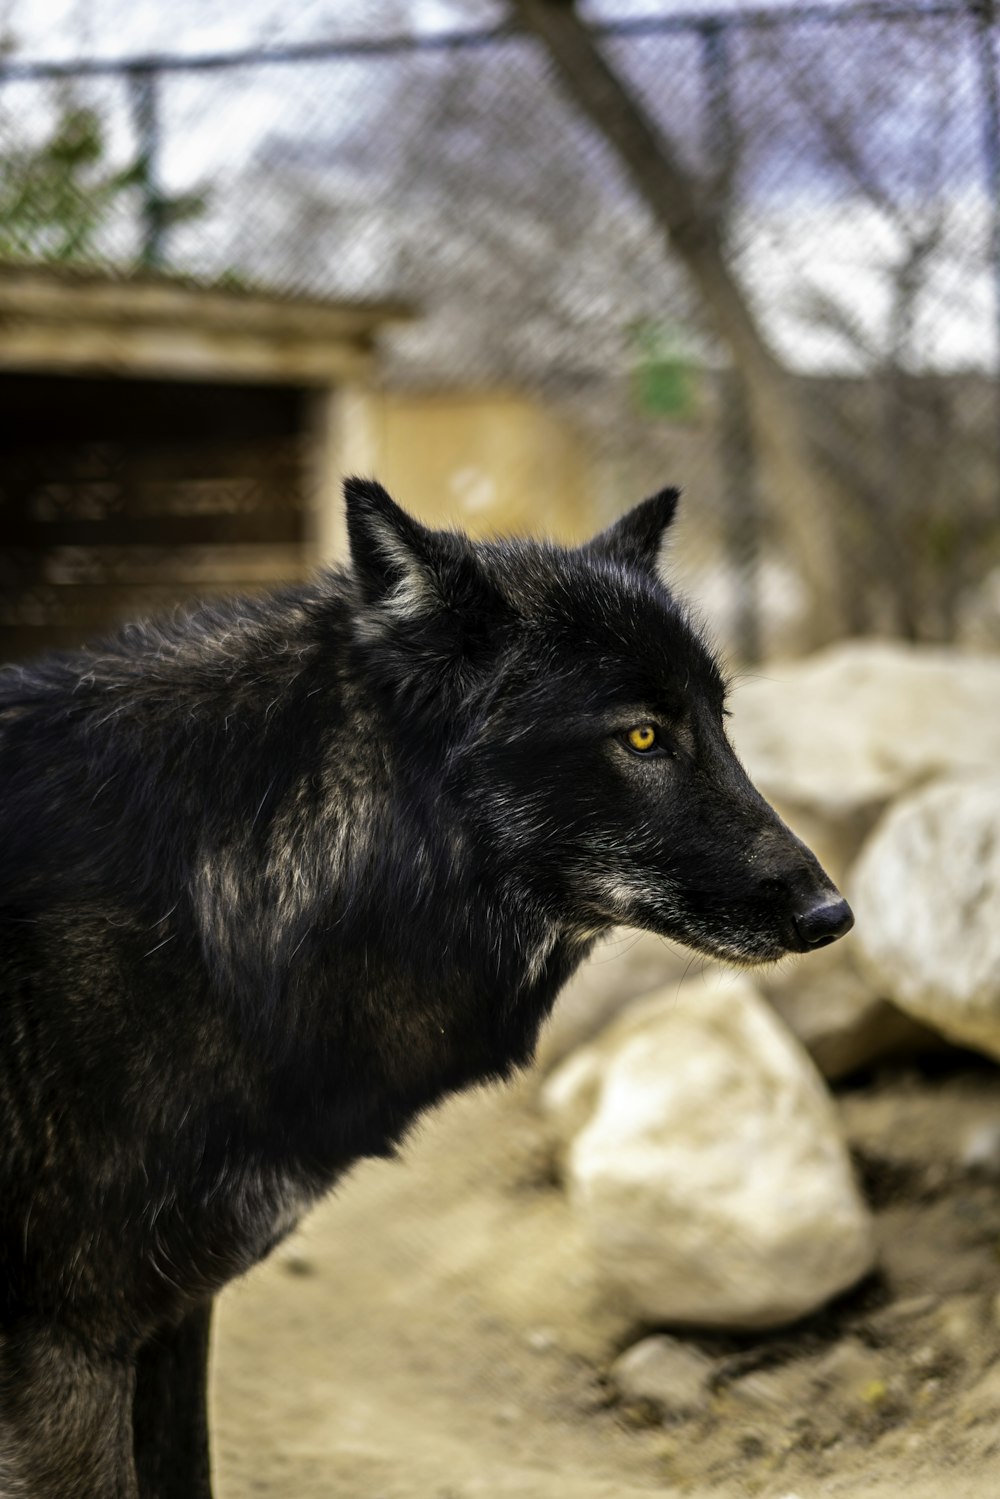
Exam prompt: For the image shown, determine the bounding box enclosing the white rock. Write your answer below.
[556,973,875,1329]
[850,775,1000,1061]
[728,642,1000,882]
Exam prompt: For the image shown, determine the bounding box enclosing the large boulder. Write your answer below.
[728,642,1000,884]
[850,775,1000,1061]
[543,973,875,1329]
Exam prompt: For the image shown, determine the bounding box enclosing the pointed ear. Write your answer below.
[344,476,453,613]
[342,478,513,703]
[587,487,680,573]
[343,476,506,642]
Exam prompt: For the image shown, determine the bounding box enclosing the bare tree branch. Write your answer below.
[508,0,851,642]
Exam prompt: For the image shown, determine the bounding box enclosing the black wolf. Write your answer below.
[0,480,851,1496]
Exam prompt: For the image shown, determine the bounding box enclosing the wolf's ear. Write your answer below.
[343,476,499,631]
[344,477,455,613]
[587,487,680,573]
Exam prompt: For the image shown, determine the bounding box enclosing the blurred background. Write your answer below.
[3,0,1000,663]
[5,4,1000,1497]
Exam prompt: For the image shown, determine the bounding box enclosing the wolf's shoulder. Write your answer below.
[0,569,356,715]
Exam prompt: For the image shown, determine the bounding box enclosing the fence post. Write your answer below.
[972,0,1000,512]
[127,66,166,270]
[701,17,762,663]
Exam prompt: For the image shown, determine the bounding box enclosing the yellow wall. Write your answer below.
[367,389,600,545]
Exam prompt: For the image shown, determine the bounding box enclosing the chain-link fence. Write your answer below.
[2,0,999,659]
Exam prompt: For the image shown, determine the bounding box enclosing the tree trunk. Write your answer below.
[510,0,850,642]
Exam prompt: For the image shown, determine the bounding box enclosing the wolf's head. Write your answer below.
[344,478,852,968]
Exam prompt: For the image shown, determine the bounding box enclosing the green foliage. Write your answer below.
[627,320,699,421]
[0,101,133,262]
[0,94,206,266]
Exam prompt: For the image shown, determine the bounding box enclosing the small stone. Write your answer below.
[961,1122,1000,1178]
[610,1335,713,1418]
[526,1326,557,1352]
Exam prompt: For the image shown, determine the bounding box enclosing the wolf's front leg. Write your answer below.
[133,1300,214,1499]
[0,1316,138,1497]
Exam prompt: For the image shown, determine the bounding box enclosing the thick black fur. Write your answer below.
[0,480,849,1496]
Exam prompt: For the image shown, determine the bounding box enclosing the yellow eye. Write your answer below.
[627,725,657,752]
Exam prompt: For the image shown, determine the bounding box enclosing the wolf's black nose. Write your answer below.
[793,897,855,949]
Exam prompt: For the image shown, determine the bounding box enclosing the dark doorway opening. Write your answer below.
[0,372,310,662]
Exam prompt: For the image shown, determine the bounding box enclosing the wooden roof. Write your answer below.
[0,265,414,385]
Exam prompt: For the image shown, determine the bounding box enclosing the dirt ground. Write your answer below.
[211,1054,1000,1499]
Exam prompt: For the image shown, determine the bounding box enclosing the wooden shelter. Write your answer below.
[0,266,409,661]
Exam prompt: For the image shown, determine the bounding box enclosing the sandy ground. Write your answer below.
[210,1064,1000,1499]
